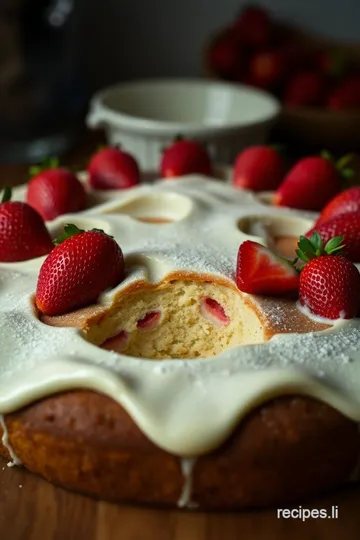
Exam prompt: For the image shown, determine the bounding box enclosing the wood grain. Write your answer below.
[2,458,360,540]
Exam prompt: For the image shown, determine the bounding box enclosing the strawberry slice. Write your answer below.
[102,330,129,352]
[137,311,161,329]
[200,297,230,326]
[236,240,299,295]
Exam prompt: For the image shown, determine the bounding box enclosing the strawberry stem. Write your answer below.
[29,156,60,178]
[1,186,12,204]
[53,224,84,245]
[296,232,345,268]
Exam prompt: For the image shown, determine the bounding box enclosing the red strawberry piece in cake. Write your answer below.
[274,153,342,211]
[26,159,86,221]
[36,224,125,316]
[200,297,230,326]
[296,233,360,319]
[306,212,360,262]
[137,311,161,329]
[236,240,299,295]
[0,186,53,262]
[316,186,360,226]
[102,330,129,352]
[160,139,212,178]
[232,146,285,191]
[88,147,140,190]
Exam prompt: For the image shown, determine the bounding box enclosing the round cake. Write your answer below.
[1,174,360,509]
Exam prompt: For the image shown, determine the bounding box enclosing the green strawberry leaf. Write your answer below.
[310,231,322,254]
[320,149,334,163]
[336,153,355,170]
[341,167,355,179]
[1,186,12,203]
[324,235,346,255]
[53,223,84,245]
[29,156,60,178]
[295,249,310,262]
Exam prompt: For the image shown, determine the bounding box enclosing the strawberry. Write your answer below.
[284,71,326,107]
[233,6,271,48]
[36,224,125,316]
[209,31,243,79]
[0,187,53,262]
[274,154,342,211]
[232,146,285,191]
[236,240,299,295]
[160,139,212,178]
[88,147,140,190]
[326,75,360,110]
[306,212,360,262]
[26,159,86,221]
[316,186,360,225]
[248,49,284,89]
[296,233,360,319]
[314,49,349,78]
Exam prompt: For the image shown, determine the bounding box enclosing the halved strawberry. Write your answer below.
[236,240,299,295]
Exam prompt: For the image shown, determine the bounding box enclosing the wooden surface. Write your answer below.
[2,131,360,539]
[2,461,360,540]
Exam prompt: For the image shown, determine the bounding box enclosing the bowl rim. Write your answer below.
[87,78,281,136]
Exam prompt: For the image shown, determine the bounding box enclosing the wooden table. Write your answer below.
[1,132,360,539]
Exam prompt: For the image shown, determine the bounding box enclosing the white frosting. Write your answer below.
[177,458,197,508]
[0,414,21,467]
[1,175,360,459]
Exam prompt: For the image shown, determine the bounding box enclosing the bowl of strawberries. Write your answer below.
[205,4,360,150]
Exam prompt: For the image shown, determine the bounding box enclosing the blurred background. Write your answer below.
[1,0,360,163]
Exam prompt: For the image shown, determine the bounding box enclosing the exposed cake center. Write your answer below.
[84,280,267,359]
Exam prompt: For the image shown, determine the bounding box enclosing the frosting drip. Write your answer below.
[177,458,198,508]
[0,414,22,467]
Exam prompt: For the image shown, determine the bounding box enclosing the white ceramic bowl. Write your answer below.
[86,79,280,170]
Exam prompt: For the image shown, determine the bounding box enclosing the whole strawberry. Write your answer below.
[248,49,284,89]
[274,153,342,211]
[236,240,299,295]
[315,49,349,79]
[284,71,325,107]
[233,6,271,48]
[296,233,360,319]
[88,147,140,190]
[327,75,360,110]
[232,146,285,191]
[209,31,243,79]
[316,186,360,226]
[36,225,125,316]
[0,187,53,262]
[160,139,212,178]
[306,212,360,261]
[27,159,86,221]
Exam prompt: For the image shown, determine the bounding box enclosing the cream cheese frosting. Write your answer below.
[1,176,360,457]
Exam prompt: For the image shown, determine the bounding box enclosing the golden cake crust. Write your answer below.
[1,390,358,509]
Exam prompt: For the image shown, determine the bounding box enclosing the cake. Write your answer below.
[1,174,360,509]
